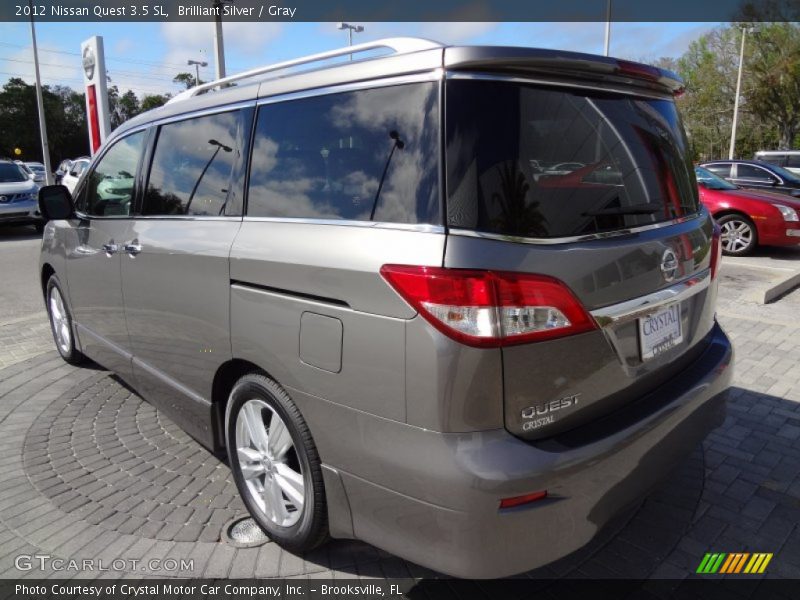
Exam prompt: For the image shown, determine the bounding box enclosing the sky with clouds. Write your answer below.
[0,21,718,98]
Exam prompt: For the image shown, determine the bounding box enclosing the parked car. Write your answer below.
[55,159,73,184]
[24,161,49,183]
[37,39,732,578]
[754,150,800,175]
[0,160,43,231]
[700,159,800,198]
[696,166,800,255]
[60,157,90,194]
[14,160,44,186]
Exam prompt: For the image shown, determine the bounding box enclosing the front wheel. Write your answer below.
[226,374,328,552]
[717,214,757,256]
[45,276,85,365]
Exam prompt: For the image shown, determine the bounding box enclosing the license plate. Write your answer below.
[638,303,683,360]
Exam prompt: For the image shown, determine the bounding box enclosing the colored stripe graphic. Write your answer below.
[698,552,773,574]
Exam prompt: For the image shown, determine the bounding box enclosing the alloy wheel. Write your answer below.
[235,399,305,527]
[720,219,753,254]
[48,286,72,355]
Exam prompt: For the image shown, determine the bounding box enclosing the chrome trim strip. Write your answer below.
[75,322,133,360]
[132,356,209,406]
[242,216,444,233]
[448,213,703,245]
[590,269,711,326]
[256,71,443,107]
[445,71,672,100]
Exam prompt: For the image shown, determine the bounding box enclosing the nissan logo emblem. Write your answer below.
[82,46,95,81]
[660,248,679,282]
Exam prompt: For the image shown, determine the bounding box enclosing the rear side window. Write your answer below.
[247,82,440,225]
[788,155,800,169]
[445,80,699,239]
[143,109,251,216]
[756,154,786,167]
[736,164,776,182]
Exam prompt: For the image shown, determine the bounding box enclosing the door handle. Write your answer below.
[102,242,119,255]
[124,242,142,256]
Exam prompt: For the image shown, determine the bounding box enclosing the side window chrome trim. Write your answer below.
[242,216,444,234]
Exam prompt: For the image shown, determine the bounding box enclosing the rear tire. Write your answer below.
[45,276,86,365]
[226,373,328,552]
[717,213,757,256]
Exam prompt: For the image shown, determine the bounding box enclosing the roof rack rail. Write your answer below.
[167,37,443,105]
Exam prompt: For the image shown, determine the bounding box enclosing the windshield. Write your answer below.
[445,79,699,238]
[0,163,28,183]
[695,166,738,190]
[27,164,45,173]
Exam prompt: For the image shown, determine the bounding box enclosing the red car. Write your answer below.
[695,166,800,255]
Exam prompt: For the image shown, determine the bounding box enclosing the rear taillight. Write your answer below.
[710,222,722,280]
[380,265,597,348]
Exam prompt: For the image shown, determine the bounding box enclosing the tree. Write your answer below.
[141,94,170,111]
[173,72,203,89]
[746,23,800,149]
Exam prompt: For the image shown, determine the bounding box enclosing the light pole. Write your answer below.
[28,0,53,185]
[338,22,364,59]
[187,59,208,87]
[213,0,234,79]
[603,0,611,57]
[729,26,753,160]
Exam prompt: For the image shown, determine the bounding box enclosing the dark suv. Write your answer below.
[38,39,733,578]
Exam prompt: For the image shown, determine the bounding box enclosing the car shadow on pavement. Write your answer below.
[0,224,41,241]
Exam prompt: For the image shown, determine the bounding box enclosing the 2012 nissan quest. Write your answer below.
[37,39,733,578]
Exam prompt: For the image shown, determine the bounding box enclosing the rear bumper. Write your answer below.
[331,322,732,578]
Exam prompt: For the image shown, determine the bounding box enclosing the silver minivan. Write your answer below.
[38,38,733,578]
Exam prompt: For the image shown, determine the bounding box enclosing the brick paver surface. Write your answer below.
[1,234,799,585]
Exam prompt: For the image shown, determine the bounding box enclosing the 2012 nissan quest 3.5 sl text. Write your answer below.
[37,38,733,578]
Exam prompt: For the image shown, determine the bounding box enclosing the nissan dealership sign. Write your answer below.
[80,36,111,155]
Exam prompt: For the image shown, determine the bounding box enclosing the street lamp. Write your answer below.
[187,59,208,87]
[729,26,754,159]
[338,22,364,59]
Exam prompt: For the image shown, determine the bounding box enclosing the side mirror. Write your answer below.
[38,185,75,220]
[28,173,37,181]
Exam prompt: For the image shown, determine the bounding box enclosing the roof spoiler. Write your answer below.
[444,46,685,96]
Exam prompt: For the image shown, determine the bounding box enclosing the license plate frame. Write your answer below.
[638,302,683,361]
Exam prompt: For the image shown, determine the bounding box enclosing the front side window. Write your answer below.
[247,82,440,224]
[446,79,699,238]
[143,109,250,216]
[78,133,145,217]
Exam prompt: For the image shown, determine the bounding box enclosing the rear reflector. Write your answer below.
[380,265,597,348]
[710,222,722,280]
[499,490,548,509]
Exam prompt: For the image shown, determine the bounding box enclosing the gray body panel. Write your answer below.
[38,41,733,578]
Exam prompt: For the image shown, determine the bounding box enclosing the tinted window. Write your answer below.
[247,83,440,224]
[737,164,775,181]
[705,164,732,178]
[144,109,250,216]
[788,155,800,169]
[445,80,699,239]
[756,154,786,167]
[79,133,144,217]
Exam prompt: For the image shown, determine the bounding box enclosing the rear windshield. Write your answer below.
[445,79,699,239]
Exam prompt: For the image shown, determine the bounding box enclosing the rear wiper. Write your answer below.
[582,204,661,216]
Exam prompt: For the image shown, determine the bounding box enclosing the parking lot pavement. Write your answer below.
[0,232,799,585]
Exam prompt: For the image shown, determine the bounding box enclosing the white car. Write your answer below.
[24,162,49,185]
[61,158,90,194]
